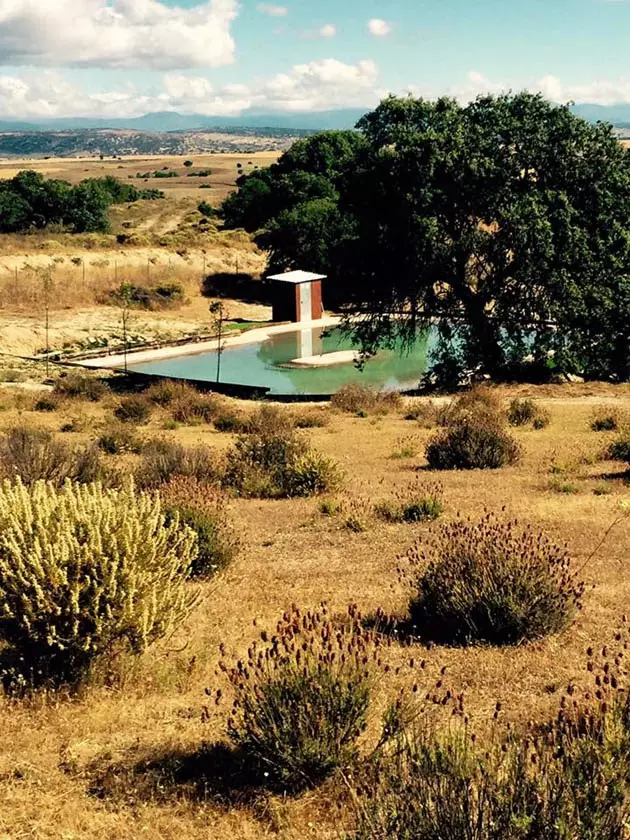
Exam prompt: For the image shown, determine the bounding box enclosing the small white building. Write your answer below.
[267,270,326,323]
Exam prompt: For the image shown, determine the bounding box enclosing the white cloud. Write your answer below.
[535,74,630,105]
[0,59,382,119]
[256,3,288,15]
[367,18,392,37]
[0,0,238,69]
[257,58,379,111]
[319,24,337,38]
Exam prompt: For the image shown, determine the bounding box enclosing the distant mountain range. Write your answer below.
[2,104,630,135]
[0,109,368,134]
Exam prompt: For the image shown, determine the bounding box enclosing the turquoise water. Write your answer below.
[128,325,430,396]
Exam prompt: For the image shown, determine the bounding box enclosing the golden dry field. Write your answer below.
[0,380,629,838]
[0,152,278,355]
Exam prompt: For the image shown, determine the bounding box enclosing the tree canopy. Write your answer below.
[222,94,630,383]
[0,171,164,235]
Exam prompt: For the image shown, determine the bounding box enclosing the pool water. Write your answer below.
[128,325,431,396]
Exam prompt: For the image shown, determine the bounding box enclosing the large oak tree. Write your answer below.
[222,94,630,382]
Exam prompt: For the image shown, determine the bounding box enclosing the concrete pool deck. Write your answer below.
[80,316,342,370]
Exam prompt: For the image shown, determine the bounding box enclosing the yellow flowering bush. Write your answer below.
[0,480,199,687]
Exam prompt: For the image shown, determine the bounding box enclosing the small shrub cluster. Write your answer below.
[375,481,443,524]
[135,439,219,490]
[507,397,550,429]
[606,432,630,465]
[352,633,630,839]
[426,418,521,470]
[214,604,446,792]
[110,282,185,311]
[425,387,521,470]
[591,407,622,432]
[0,480,198,686]
[53,371,108,402]
[97,421,143,455]
[0,426,106,487]
[114,395,152,424]
[403,401,438,427]
[332,383,402,417]
[399,512,584,645]
[160,477,239,579]
[33,394,62,412]
[223,427,340,498]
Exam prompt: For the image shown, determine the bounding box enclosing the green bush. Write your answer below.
[218,605,372,791]
[375,481,443,524]
[0,480,198,687]
[160,477,238,579]
[110,282,185,311]
[53,372,108,402]
[0,426,106,487]
[425,418,521,470]
[97,422,143,455]
[170,391,219,425]
[350,715,630,840]
[400,513,584,645]
[135,439,219,489]
[114,395,152,424]
[507,398,550,429]
[223,428,339,498]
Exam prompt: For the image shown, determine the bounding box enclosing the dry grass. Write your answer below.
[0,386,629,837]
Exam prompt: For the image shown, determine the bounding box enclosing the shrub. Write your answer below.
[332,383,402,416]
[145,379,196,407]
[592,407,621,432]
[436,385,503,427]
[284,452,342,498]
[217,605,373,791]
[53,371,108,402]
[110,282,185,311]
[291,408,329,429]
[399,513,584,645]
[532,408,551,429]
[375,481,443,524]
[403,401,438,427]
[425,418,521,470]
[160,477,238,579]
[243,403,294,436]
[606,433,630,464]
[0,426,106,487]
[170,391,218,425]
[507,397,536,426]
[0,480,198,686]
[507,398,550,429]
[223,428,339,498]
[135,439,219,489]
[97,422,143,455]
[33,394,61,412]
[114,395,152,424]
[350,714,630,840]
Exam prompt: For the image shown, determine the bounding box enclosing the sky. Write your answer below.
[0,0,628,119]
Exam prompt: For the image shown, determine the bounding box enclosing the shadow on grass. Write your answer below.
[86,741,265,808]
[361,608,425,647]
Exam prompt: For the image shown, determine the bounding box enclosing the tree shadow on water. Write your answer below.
[86,741,266,808]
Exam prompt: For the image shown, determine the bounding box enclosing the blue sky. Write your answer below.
[0,0,628,118]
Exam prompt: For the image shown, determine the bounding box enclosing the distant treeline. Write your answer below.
[0,171,164,234]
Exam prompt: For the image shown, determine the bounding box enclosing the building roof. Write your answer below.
[267,269,327,284]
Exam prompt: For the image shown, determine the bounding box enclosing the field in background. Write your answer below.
[0,152,279,354]
[0,384,628,838]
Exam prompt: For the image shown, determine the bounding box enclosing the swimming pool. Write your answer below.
[127,324,431,397]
